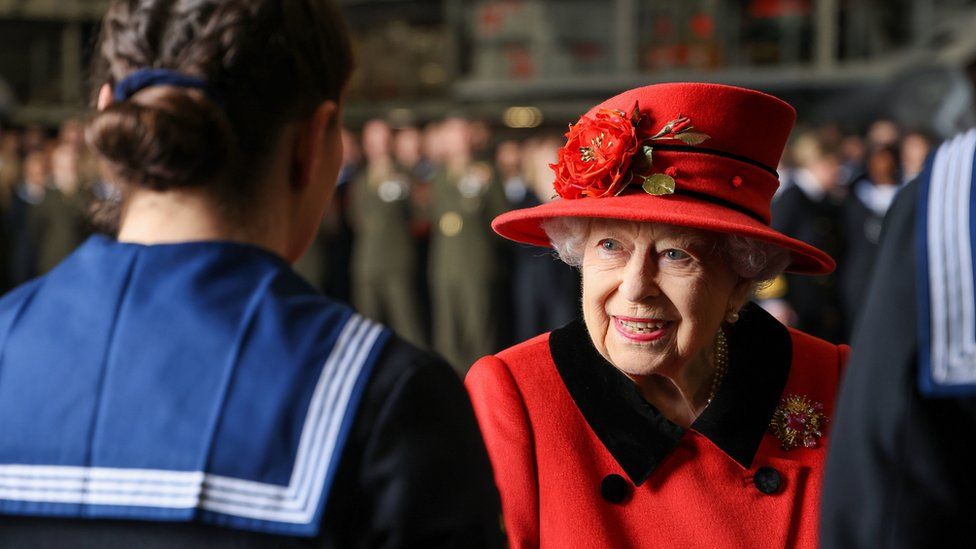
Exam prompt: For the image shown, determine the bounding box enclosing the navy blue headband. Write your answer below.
[113,68,219,103]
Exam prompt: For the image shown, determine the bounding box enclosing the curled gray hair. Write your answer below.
[541,217,790,284]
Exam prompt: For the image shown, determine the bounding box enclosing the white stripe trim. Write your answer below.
[927,130,976,385]
[0,313,385,525]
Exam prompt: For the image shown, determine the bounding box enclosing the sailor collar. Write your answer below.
[549,304,792,486]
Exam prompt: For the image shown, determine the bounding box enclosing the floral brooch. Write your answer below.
[769,394,827,451]
[550,102,710,200]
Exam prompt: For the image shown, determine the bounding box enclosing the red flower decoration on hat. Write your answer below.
[551,103,710,199]
[551,107,641,199]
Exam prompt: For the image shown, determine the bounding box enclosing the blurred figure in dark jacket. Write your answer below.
[838,144,902,337]
[767,132,845,342]
[7,149,47,285]
[505,137,579,343]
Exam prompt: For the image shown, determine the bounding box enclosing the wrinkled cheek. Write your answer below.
[580,266,611,355]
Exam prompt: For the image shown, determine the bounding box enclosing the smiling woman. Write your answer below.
[465,82,849,549]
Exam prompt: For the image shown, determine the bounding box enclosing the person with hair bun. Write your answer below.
[0,1,502,547]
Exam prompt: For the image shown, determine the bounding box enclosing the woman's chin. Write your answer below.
[605,344,673,379]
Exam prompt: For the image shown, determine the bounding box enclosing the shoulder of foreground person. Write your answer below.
[325,334,505,549]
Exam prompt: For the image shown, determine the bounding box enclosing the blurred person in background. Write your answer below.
[7,149,48,285]
[393,124,434,343]
[350,118,427,348]
[394,124,435,183]
[838,144,902,337]
[866,119,900,149]
[508,136,579,343]
[496,139,526,206]
[0,1,503,546]
[468,118,493,162]
[900,130,932,183]
[31,143,90,275]
[767,132,845,342]
[0,129,20,212]
[20,124,46,154]
[59,118,101,189]
[839,133,867,186]
[429,116,510,373]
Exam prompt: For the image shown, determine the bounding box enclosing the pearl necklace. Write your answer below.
[706,329,729,405]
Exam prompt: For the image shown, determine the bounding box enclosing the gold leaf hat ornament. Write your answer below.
[769,395,827,451]
[630,113,711,196]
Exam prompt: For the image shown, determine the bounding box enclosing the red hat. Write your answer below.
[492,82,835,275]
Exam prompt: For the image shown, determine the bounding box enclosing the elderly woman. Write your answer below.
[466,83,848,548]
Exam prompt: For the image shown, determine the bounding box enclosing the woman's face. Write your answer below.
[581,220,747,381]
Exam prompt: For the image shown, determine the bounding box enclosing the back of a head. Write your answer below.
[88,0,353,208]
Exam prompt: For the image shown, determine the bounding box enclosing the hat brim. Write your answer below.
[493,193,835,275]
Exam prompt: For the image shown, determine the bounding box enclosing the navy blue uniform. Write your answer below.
[822,131,976,548]
[0,236,502,547]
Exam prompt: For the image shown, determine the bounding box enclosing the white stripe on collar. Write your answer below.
[0,313,384,526]
[926,129,976,386]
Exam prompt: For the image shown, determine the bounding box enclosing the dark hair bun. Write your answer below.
[86,88,233,191]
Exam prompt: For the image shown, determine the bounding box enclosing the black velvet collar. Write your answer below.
[549,303,792,486]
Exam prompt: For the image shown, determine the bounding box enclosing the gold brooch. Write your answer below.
[769,394,826,450]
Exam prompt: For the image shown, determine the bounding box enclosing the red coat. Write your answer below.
[466,308,848,548]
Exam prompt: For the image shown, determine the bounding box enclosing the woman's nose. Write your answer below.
[618,256,660,302]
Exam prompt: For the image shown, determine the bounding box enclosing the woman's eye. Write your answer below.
[663,249,690,261]
[598,239,621,252]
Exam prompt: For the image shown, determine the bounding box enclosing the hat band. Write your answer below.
[623,184,768,225]
[650,144,779,178]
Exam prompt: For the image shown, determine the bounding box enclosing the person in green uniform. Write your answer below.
[32,143,90,275]
[350,119,427,347]
[429,116,510,373]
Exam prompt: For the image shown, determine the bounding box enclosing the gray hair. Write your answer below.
[541,217,790,284]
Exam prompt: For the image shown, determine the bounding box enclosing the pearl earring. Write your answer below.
[726,309,740,324]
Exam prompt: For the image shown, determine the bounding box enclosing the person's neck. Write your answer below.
[117,190,286,258]
[633,342,717,428]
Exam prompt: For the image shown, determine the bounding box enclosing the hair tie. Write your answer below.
[113,68,219,104]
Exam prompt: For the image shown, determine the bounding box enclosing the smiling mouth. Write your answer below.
[612,316,672,341]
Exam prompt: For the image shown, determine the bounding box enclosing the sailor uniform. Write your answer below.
[822,130,976,548]
[0,236,503,547]
[466,305,847,549]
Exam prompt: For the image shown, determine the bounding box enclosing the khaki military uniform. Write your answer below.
[429,161,510,373]
[350,162,427,348]
[31,188,89,275]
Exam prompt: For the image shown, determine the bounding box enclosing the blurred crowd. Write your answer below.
[0,114,932,369]
[765,119,932,344]
[0,120,100,291]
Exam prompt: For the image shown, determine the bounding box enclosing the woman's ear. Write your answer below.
[289,100,340,190]
[97,83,113,111]
[728,278,754,315]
